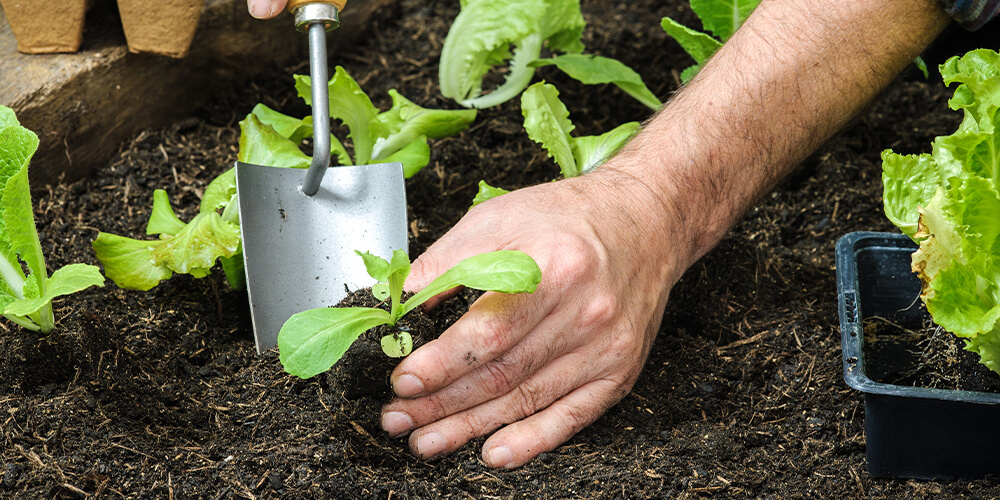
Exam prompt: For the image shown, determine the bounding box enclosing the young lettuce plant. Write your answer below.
[0,106,105,333]
[440,0,659,110]
[93,67,476,291]
[278,249,542,379]
[660,0,760,83]
[472,81,639,207]
[881,49,1000,373]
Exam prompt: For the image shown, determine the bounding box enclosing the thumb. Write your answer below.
[248,0,287,19]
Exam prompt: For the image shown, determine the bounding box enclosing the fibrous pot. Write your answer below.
[1,0,87,53]
[117,0,203,58]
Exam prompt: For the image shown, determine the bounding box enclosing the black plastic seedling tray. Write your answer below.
[836,231,1000,480]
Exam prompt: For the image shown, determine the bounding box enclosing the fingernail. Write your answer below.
[381,412,414,437]
[414,432,446,459]
[486,446,513,469]
[248,0,267,18]
[392,374,424,398]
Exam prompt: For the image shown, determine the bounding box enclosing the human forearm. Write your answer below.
[602,0,950,271]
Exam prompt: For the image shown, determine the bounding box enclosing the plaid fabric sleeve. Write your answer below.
[940,0,1000,29]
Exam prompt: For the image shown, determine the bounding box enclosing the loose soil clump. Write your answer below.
[2,0,999,498]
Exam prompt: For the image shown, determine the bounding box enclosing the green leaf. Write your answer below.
[471,180,511,207]
[0,115,35,294]
[386,249,411,323]
[680,64,702,84]
[531,54,660,109]
[200,167,237,213]
[151,212,241,275]
[382,138,431,178]
[401,250,541,317]
[539,0,586,54]
[881,151,950,238]
[381,330,413,358]
[940,49,1000,135]
[3,158,45,282]
[357,250,391,282]
[146,190,187,236]
[438,0,547,104]
[5,264,104,317]
[913,56,929,79]
[92,233,173,291]
[252,103,314,143]
[660,17,723,66]
[297,68,382,164]
[372,283,390,301]
[221,251,246,291]
[278,307,391,378]
[689,0,760,42]
[924,261,1000,341]
[239,114,312,169]
[572,121,640,175]
[521,82,578,177]
[372,90,477,161]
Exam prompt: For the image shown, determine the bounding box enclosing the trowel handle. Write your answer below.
[287,0,347,12]
[288,0,346,31]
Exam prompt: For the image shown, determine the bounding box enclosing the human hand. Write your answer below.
[379,167,689,469]
[248,0,286,19]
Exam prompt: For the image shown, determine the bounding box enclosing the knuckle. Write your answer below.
[577,293,617,330]
[557,400,591,434]
[479,359,516,395]
[544,237,599,287]
[470,313,514,359]
[512,380,545,418]
[420,393,451,421]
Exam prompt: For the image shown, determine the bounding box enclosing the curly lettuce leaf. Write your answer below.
[471,180,511,208]
[439,0,585,108]
[521,82,639,178]
[882,49,1000,374]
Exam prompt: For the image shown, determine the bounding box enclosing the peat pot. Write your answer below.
[837,231,1000,480]
[1,0,87,53]
[117,0,203,57]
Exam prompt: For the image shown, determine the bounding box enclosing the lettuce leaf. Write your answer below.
[521,82,639,178]
[0,106,104,332]
[881,49,1000,373]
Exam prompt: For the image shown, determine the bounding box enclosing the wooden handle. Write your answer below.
[287,0,347,13]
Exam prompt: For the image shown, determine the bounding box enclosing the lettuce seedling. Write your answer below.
[0,106,104,333]
[94,68,475,291]
[472,82,639,207]
[278,249,542,379]
[881,49,1000,373]
[439,0,659,109]
[661,0,760,83]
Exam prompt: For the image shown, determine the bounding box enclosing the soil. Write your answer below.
[2,1,999,498]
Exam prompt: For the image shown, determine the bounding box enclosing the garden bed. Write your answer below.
[2,0,998,497]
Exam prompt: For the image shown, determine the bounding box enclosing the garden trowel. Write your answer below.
[236,0,408,354]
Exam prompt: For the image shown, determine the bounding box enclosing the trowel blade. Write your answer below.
[235,161,408,353]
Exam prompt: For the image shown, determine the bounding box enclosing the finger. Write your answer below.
[400,350,603,461]
[248,0,286,18]
[382,307,574,435]
[481,378,625,469]
[389,289,554,398]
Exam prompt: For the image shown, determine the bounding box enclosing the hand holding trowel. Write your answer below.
[236,0,408,353]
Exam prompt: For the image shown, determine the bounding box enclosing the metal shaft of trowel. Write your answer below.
[300,20,332,196]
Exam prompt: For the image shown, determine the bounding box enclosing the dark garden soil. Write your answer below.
[3,0,999,498]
